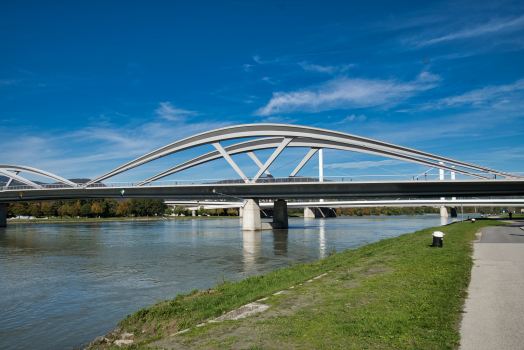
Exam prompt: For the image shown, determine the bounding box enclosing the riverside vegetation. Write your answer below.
[83,219,506,350]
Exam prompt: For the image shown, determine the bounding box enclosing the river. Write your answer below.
[0,215,464,349]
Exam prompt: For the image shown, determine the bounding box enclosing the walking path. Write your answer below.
[460,219,524,350]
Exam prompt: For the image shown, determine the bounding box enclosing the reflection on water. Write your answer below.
[0,215,465,350]
[242,231,261,271]
[319,219,326,259]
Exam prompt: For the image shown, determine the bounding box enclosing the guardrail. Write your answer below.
[2,173,520,191]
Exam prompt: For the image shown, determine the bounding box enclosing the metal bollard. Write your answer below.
[432,231,445,248]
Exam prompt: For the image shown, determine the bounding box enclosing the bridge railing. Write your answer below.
[1,173,514,191]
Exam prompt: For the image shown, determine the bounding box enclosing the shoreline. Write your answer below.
[82,218,506,350]
[5,213,485,225]
[4,216,239,225]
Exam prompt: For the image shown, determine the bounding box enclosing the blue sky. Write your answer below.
[1,0,523,183]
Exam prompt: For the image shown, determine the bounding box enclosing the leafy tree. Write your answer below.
[227,208,238,216]
[165,208,173,215]
[209,209,216,216]
[104,199,118,217]
[91,202,103,218]
[57,205,67,218]
[12,205,28,217]
[28,203,42,217]
[41,202,56,218]
[198,206,207,216]
[216,208,224,216]
[80,203,92,217]
[116,200,130,217]
[174,206,186,216]
[130,198,166,216]
[67,201,82,217]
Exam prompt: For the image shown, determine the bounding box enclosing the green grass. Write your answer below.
[89,219,506,349]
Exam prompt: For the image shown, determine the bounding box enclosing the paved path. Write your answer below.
[460,219,524,350]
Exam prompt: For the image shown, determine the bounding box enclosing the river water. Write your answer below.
[0,215,463,349]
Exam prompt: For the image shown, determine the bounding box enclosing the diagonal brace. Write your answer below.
[212,142,249,183]
[5,171,19,187]
[246,152,273,177]
[0,169,42,189]
[252,137,293,183]
[290,148,319,177]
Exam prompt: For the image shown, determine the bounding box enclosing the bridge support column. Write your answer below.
[243,199,261,231]
[192,210,196,217]
[273,199,288,229]
[450,207,458,217]
[304,207,337,218]
[304,207,315,218]
[440,206,448,217]
[239,205,243,217]
[0,203,6,227]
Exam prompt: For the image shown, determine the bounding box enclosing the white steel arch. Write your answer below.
[134,137,494,186]
[0,164,78,189]
[85,123,519,186]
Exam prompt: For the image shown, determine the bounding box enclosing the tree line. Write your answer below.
[7,198,167,218]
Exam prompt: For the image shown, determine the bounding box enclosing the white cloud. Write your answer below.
[0,79,19,86]
[155,102,198,121]
[426,79,524,109]
[335,114,367,124]
[259,116,298,124]
[299,62,354,74]
[414,14,524,48]
[255,72,440,116]
[262,77,279,85]
[327,159,403,169]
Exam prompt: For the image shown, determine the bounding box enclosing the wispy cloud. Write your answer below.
[155,102,198,121]
[412,14,524,48]
[262,77,279,85]
[255,72,440,116]
[299,62,354,74]
[423,78,524,110]
[335,114,367,124]
[259,116,298,124]
[327,159,403,170]
[0,79,20,86]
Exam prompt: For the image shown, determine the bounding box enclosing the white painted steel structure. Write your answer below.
[0,164,78,189]
[1,124,521,191]
[81,123,519,187]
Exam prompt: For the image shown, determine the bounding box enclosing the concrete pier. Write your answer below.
[242,199,262,231]
[0,203,6,227]
[304,207,337,218]
[273,199,288,229]
[440,206,448,217]
[450,207,458,217]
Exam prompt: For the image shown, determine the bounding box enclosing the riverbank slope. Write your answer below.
[85,219,505,350]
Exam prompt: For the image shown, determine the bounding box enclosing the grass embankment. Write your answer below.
[87,219,505,350]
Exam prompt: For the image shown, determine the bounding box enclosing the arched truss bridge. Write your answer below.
[1,124,521,190]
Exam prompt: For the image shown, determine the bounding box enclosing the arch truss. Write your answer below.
[0,165,78,189]
[82,123,520,187]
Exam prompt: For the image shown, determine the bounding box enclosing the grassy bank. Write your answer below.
[86,219,505,350]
